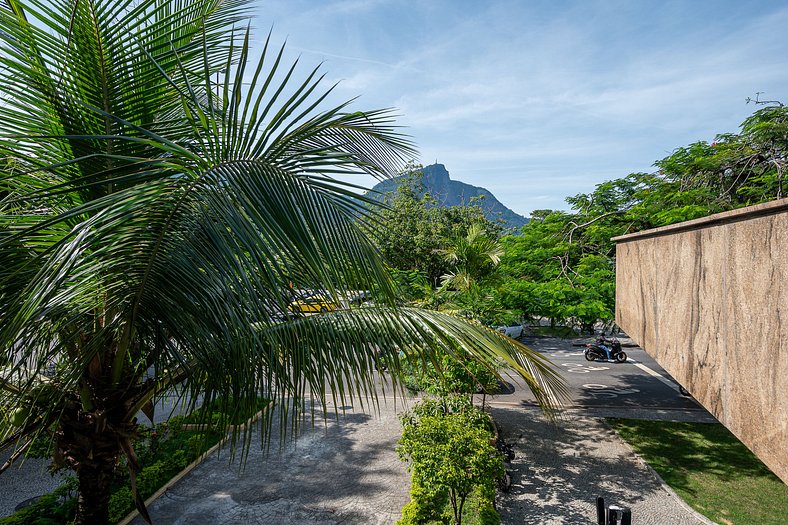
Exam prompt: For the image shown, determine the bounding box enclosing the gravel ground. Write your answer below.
[492,406,712,525]
[129,398,414,525]
[0,450,64,517]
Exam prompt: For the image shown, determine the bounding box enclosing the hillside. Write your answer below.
[366,164,528,230]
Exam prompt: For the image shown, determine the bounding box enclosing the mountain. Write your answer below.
[366,163,528,230]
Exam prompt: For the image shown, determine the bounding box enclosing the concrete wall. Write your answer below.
[614,198,788,484]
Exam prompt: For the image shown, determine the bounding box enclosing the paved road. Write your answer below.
[490,336,717,422]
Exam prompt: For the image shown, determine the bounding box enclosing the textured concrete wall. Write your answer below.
[614,199,788,484]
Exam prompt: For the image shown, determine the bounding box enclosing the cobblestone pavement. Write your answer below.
[491,406,712,525]
[130,398,414,525]
[127,397,713,525]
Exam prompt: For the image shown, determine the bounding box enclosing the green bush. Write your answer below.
[399,349,499,402]
[397,476,450,525]
[107,487,133,524]
[397,401,503,525]
[0,419,222,524]
[180,396,269,427]
[0,483,76,525]
[472,483,499,525]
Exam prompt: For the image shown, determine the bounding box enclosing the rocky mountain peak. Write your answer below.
[366,163,528,231]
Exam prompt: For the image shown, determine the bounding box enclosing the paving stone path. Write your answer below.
[131,399,413,525]
[491,406,712,525]
[128,398,712,525]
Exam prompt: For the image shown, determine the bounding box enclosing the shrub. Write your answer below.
[399,349,499,403]
[0,483,76,525]
[397,402,503,525]
[107,487,133,524]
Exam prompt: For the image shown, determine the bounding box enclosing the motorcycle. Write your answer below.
[582,336,627,363]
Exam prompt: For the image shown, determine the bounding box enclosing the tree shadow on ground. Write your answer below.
[134,400,410,525]
[491,406,671,525]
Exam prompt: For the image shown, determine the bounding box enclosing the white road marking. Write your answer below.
[627,358,677,388]
[582,383,641,398]
[561,363,610,373]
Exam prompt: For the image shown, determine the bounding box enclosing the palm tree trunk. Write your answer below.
[59,408,124,525]
[75,454,117,525]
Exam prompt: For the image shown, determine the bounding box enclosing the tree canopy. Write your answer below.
[498,102,787,330]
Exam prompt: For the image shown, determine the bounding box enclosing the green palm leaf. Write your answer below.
[0,2,566,523]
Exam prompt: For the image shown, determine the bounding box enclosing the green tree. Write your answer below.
[397,408,503,525]
[439,222,503,293]
[0,2,565,523]
[498,103,787,331]
[372,168,502,289]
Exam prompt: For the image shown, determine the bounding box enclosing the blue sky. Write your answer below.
[255,1,788,217]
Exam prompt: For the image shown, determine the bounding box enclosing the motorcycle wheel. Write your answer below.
[615,351,627,363]
[584,349,595,361]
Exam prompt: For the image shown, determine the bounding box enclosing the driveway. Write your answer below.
[130,336,715,524]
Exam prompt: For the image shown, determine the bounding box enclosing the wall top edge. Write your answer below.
[612,197,788,243]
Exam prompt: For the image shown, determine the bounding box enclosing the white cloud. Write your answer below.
[251,0,788,216]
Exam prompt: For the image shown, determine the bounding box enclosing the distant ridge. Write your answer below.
[366,163,528,230]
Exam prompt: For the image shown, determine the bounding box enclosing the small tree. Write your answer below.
[401,348,500,408]
[397,410,504,525]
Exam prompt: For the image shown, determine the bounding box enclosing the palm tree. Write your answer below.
[439,222,504,293]
[0,1,567,523]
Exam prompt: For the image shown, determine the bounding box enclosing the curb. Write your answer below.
[116,402,273,525]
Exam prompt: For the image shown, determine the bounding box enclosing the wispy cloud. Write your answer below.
[255,0,788,216]
[288,46,406,69]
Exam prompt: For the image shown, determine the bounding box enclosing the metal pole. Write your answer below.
[596,497,606,525]
[621,508,632,525]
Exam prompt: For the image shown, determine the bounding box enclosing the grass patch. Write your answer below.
[607,419,787,525]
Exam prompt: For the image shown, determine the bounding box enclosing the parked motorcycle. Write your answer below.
[581,336,627,363]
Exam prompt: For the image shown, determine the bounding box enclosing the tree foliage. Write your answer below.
[371,166,502,289]
[397,399,502,525]
[498,102,787,330]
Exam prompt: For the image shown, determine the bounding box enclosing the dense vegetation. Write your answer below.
[498,102,786,330]
[376,103,787,331]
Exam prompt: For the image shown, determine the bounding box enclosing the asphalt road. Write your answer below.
[490,335,717,422]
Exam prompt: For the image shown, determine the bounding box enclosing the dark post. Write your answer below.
[621,508,632,525]
[596,497,606,525]
[595,497,631,525]
[608,505,620,525]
